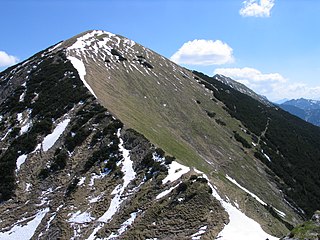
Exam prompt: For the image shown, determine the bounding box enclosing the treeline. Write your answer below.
[193,71,320,218]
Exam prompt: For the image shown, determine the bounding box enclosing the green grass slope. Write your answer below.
[64,30,310,235]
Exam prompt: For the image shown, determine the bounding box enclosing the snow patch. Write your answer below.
[77,176,86,186]
[47,42,63,52]
[67,56,97,98]
[261,149,272,162]
[18,109,32,135]
[193,169,278,240]
[89,173,107,187]
[20,122,31,135]
[274,208,286,218]
[152,152,165,162]
[87,225,103,240]
[38,118,70,152]
[225,175,286,218]
[88,194,103,204]
[217,202,278,240]
[16,154,28,172]
[156,183,180,200]
[1,128,12,141]
[19,91,25,102]
[17,113,23,123]
[68,211,95,223]
[106,210,140,239]
[25,183,32,191]
[162,161,190,184]
[123,38,135,47]
[191,225,207,240]
[98,129,136,223]
[0,208,49,240]
[226,175,267,206]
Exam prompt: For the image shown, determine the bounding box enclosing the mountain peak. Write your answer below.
[1,29,320,239]
[58,30,128,52]
[213,73,272,105]
[279,98,320,126]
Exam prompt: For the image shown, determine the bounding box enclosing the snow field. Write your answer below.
[68,211,95,224]
[193,169,279,240]
[0,208,49,240]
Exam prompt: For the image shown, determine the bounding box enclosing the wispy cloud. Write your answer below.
[240,0,275,17]
[214,67,320,101]
[0,50,19,67]
[170,39,234,66]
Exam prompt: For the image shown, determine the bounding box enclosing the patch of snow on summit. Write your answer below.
[191,225,207,240]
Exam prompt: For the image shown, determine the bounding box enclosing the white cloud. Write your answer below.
[0,51,19,67]
[214,67,320,101]
[214,67,286,84]
[240,0,275,17]
[170,39,234,66]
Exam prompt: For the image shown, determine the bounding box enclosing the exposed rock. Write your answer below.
[281,211,320,240]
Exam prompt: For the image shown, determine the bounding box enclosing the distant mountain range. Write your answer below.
[279,98,320,126]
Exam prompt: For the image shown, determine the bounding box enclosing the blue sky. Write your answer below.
[1,0,320,101]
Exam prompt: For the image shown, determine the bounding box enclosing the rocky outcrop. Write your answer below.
[281,211,320,240]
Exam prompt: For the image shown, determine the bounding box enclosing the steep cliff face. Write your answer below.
[0,29,319,239]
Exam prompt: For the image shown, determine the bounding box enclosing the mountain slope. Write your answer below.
[281,211,320,240]
[194,71,320,218]
[0,44,227,239]
[0,29,319,239]
[282,98,320,110]
[63,30,308,232]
